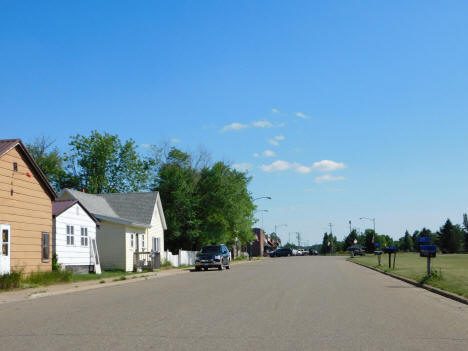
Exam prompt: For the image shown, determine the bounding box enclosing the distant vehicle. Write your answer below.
[269,249,279,257]
[271,248,293,257]
[353,248,366,256]
[195,245,231,271]
[309,249,318,255]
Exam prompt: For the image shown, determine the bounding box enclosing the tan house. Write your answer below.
[0,139,56,274]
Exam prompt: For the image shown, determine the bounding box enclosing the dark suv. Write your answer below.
[271,248,293,257]
[195,245,231,271]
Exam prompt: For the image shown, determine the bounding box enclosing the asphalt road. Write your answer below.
[1,256,468,350]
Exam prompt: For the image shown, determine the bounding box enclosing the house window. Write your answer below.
[130,234,134,248]
[13,162,18,172]
[42,232,50,262]
[141,235,145,251]
[66,225,74,245]
[80,227,88,246]
[76,206,80,215]
[153,237,160,252]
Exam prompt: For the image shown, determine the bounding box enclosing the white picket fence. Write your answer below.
[163,249,198,267]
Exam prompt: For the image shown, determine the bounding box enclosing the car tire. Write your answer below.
[195,267,201,271]
[203,267,208,271]
[226,262,230,269]
[218,265,224,270]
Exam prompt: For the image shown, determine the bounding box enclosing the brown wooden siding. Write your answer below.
[0,147,52,273]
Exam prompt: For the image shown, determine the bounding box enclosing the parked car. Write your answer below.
[195,245,231,271]
[309,249,319,255]
[353,248,366,256]
[269,249,279,257]
[271,248,293,257]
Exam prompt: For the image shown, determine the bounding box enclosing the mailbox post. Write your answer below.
[384,246,397,269]
[420,244,437,277]
[418,237,436,278]
[374,243,382,266]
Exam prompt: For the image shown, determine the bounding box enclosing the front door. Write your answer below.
[0,224,11,275]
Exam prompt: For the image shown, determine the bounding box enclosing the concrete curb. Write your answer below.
[0,258,262,304]
[349,259,468,306]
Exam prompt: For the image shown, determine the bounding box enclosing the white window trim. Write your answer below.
[80,227,88,247]
[66,225,74,246]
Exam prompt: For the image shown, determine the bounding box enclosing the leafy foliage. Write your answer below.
[67,131,154,194]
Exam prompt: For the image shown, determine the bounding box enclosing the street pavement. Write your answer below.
[1,256,468,350]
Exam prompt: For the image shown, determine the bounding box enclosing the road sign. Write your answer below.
[418,237,430,243]
[374,243,381,247]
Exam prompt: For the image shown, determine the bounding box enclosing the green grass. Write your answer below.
[69,270,141,282]
[350,252,468,298]
[23,270,73,286]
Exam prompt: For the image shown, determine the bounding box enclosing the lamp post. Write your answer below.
[253,196,272,202]
[249,196,271,260]
[255,209,268,229]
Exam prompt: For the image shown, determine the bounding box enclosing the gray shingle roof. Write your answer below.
[59,189,165,229]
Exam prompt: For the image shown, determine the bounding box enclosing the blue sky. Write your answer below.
[2,1,468,244]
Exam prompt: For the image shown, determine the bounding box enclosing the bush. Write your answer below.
[160,259,173,267]
[0,271,22,290]
[52,253,62,272]
[234,254,246,261]
[24,270,72,286]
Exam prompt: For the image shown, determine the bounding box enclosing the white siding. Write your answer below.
[97,221,126,270]
[125,226,146,272]
[149,201,165,255]
[54,204,97,268]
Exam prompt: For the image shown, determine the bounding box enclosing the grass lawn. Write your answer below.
[350,252,468,299]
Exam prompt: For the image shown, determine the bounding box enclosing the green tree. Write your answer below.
[438,219,460,253]
[26,137,79,191]
[399,230,414,252]
[344,229,358,250]
[197,162,255,248]
[152,148,201,251]
[321,232,330,254]
[364,229,375,252]
[67,131,153,193]
[463,214,468,252]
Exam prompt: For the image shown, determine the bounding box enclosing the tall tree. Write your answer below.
[321,232,330,254]
[344,229,358,250]
[152,148,201,251]
[26,136,78,191]
[67,131,153,193]
[399,230,414,252]
[463,214,468,252]
[197,162,255,247]
[438,219,460,253]
[364,229,375,252]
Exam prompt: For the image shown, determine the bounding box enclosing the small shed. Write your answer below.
[53,200,101,274]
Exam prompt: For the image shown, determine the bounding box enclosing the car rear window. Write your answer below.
[201,246,221,253]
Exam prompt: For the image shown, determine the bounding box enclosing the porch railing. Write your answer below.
[133,251,161,272]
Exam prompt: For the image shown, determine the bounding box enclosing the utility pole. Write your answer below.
[349,220,352,233]
[296,232,301,247]
[329,223,333,255]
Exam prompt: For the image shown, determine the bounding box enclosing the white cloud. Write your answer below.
[170,138,180,143]
[253,153,260,158]
[141,143,151,148]
[268,135,285,146]
[221,122,249,132]
[261,160,292,172]
[312,160,346,172]
[252,120,273,128]
[268,139,279,146]
[272,108,280,113]
[296,112,310,119]
[232,163,253,172]
[315,174,346,183]
[295,165,313,174]
[263,150,276,157]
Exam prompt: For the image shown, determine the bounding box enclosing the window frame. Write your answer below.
[80,227,88,247]
[66,225,74,246]
[42,232,50,262]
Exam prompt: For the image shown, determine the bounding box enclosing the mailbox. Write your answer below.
[384,246,397,254]
[420,245,437,258]
[374,250,383,255]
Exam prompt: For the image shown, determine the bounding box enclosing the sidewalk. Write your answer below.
[0,259,261,305]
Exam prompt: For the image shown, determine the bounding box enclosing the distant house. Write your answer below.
[58,189,167,272]
[52,200,101,274]
[248,228,265,257]
[0,139,56,274]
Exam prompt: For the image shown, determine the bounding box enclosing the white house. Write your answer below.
[58,189,167,272]
[52,200,101,274]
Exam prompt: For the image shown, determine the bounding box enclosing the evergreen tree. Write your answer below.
[438,219,460,253]
[344,229,358,250]
[463,214,468,252]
